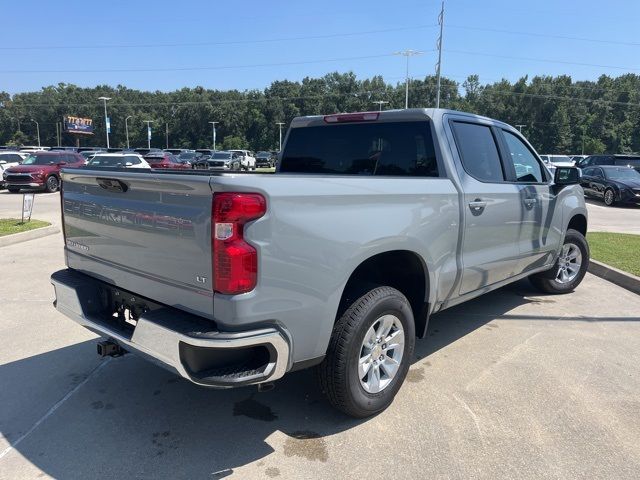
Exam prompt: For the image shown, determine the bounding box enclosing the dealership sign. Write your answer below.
[63,116,94,135]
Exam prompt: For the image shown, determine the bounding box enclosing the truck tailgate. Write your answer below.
[61,169,215,319]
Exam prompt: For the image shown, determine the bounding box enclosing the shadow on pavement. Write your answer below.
[2,279,637,478]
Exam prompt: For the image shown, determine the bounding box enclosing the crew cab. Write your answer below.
[4,151,85,192]
[50,109,589,417]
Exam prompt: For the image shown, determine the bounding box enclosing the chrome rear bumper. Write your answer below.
[51,269,290,387]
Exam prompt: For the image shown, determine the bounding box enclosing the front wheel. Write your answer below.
[8,187,20,193]
[317,286,415,418]
[604,188,616,206]
[530,228,589,294]
[45,175,59,193]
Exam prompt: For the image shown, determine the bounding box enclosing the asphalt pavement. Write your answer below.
[1,226,640,479]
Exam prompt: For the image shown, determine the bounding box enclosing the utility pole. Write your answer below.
[125,115,133,149]
[372,100,390,111]
[98,96,111,148]
[435,1,445,108]
[394,50,424,109]
[144,120,154,149]
[581,125,587,155]
[208,121,219,151]
[276,122,285,151]
[516,124,526,133]
[31,119,40,147]
[165,122,169,149]
[56,122,61,147]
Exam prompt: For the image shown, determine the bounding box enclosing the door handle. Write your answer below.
[468,200,487,212]
[524,197,538,206]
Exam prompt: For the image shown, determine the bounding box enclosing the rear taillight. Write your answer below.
[212,192,266,294]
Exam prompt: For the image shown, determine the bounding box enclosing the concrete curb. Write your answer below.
[0,224,60,248]
[588,259,640,296]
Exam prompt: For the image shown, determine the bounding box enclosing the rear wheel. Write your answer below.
[317,285,415,418]
[604,188,615,206]
[530,229,589,294]
[45,175,59,193]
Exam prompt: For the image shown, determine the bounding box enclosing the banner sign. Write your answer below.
[147,126,152,140]
[106,117,111,134]
[22,193,34,222]
[63,116,94,135]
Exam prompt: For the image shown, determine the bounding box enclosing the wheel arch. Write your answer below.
[567,213,587,237]
[337,250,431,339]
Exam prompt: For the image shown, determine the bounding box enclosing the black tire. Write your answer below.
[8,187,20,193]
[604,188,615,206]
[530,228,590,294]
[45,175,59,193]
[317,286,415,418]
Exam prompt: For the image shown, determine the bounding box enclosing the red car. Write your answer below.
[143,152,191,169]
[3,151,85,193]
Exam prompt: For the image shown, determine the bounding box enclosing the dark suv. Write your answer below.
[577,154,640,173]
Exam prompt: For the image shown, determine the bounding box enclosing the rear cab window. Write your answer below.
[280,121,440,177]
[450,121,504,182]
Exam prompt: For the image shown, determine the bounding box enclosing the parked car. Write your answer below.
[80,150,105,161]
[176,151,202,166]
[539,154,575,166]
[51,108,588,418]
[0,151,28,188]
[86,153,151,169]
[570,155,587,163]
[255,151,275,168]
[133,147,162,156]
[144,152,191,169]
[192,151,243,170]
[580,165,640,206]
[3,151,84,192]
[228,149,256,171]
[50,146,80,152]
[164,149,190,156]
[576,154,640,173]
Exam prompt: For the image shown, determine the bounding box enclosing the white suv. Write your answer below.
[228,150,256,171]
[0,151,28,188]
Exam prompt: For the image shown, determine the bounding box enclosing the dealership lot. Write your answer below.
[0,193,639,479]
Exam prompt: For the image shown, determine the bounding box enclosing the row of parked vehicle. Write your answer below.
[539,153,640,207]
[0,146,279,193]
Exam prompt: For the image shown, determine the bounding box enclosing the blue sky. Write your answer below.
[1,0,638,94]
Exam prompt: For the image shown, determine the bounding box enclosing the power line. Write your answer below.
[0,52,422,74]
[0,24,438,51]
[448,24,640,48]
[445,49,640,72]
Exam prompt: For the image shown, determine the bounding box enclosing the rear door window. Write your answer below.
[280,121,439,177]
[452,122,504,182]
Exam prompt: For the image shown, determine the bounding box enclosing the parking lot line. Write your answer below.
[0,358,111,461]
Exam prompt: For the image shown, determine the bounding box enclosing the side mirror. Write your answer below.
[554,166,580,186]
[125,162,133,167]
[0,160,6,165]
[57,161,67,166]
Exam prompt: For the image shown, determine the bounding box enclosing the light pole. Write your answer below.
[30,119,40,147]
[372,100,389,111]
[125,115,133,149]
[516,124,526,133]
[144,120,154,149]
[435,1,445,108]
[165,122,169,149]
[276,122,285,151]
[98,96,111,148]
[208,121,219,151]
[394,50,424,109]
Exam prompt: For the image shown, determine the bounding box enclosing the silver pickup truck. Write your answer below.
[51,109,589,417]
